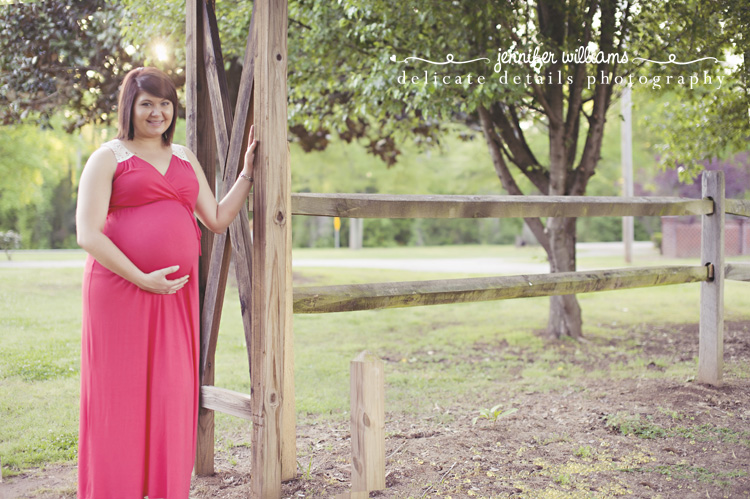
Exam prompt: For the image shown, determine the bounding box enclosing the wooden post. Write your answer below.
[187,0,219,476]
[350,351,385,494]
[699,170,725,385]
[251,0,290,495]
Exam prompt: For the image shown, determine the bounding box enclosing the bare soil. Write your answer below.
[3,321,749,499]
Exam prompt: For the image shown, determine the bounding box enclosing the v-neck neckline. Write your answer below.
[118,140,174,177]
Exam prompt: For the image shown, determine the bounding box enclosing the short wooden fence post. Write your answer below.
[350,351,386,494]
[699,170,725,385]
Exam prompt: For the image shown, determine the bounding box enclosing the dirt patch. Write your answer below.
[3,322,749,498]
[0,465,76,499]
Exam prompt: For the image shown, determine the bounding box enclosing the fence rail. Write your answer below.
[725,199,750,218]
[278,193,714,219]
[293,265,710,314]
[199,167,746,495]
[200,385,253,421]
[726,263,750,281]
[279,173,739,389]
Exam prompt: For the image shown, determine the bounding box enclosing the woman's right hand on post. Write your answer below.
[137,266,189,294]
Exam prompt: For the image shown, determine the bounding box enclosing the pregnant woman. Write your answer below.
[75,67,257,498]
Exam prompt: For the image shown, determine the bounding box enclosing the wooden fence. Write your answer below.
[185,1,750,496]
[197,163,750,497]
[285,173,749,391]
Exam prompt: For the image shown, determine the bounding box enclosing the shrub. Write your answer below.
[0,230,21,260]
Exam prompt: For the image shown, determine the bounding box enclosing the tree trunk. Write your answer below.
[547,217,582,338]
[545,78,584,339]
[478,104,583,338]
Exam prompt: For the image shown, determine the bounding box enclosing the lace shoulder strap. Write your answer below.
[171,143,191,162]
[102,140,134,163]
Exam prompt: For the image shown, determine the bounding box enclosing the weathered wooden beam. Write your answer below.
[187,0,219,477]
[198,0,238,386]
[199,239,232,383]
[224,7,257,394]
[699,172,725,386]
[197,3,262,479]
[195,238,229,476]
[251,0,290,496]
[202,0,233,162]
[199,2,256,388]
[725,198,750,218]
[293,266,709,314]
[201,385,253,421]
[725,263,750,281]
[282,193,713,219]
[350,351,385,494]
[196,0,264,478]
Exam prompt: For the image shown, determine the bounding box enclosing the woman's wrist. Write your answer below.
[133,270,149,290]
[239,171,253,183]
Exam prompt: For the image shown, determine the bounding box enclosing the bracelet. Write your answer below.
[240,172,254,183]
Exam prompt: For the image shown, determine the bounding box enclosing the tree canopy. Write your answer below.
[3,0,745,172]
[636,0,749,179]
[0,0,135,131]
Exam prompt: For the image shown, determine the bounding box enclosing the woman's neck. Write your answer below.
[128,136,167,151]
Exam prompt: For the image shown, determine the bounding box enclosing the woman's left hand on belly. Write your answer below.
[136,265,189,294]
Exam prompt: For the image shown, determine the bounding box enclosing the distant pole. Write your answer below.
[621,85,634,263]
[334,217,341,248]
[349,218,363,250]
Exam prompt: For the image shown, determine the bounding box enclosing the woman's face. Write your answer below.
[131,90,174,141]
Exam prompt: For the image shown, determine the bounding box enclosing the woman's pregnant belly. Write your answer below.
[105,200,199,279]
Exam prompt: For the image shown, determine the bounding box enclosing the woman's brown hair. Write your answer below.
[116,67,179,146]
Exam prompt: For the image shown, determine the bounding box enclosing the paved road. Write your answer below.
[292,257,551,274]
[0,242,656,273]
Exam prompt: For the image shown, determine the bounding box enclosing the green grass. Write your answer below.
[2,249,88,262]
[0,268,83,474]
[604,413,670,439]
[605,412,750,446]
[619,464,748,487]
[2,246,750,478]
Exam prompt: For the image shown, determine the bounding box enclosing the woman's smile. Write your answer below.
[132,91,174,139]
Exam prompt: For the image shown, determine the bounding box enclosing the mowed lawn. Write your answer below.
[1,245,749,477]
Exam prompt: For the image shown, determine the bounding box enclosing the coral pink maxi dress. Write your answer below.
[78,140,201,499]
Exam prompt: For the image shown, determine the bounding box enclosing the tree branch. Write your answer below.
[487,103,549,193]
[563,0,596,171]
[478,105,551,254]
[497,17,558,125]
[570,0,618,195]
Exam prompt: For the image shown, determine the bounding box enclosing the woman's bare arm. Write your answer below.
[191,125,257,234]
